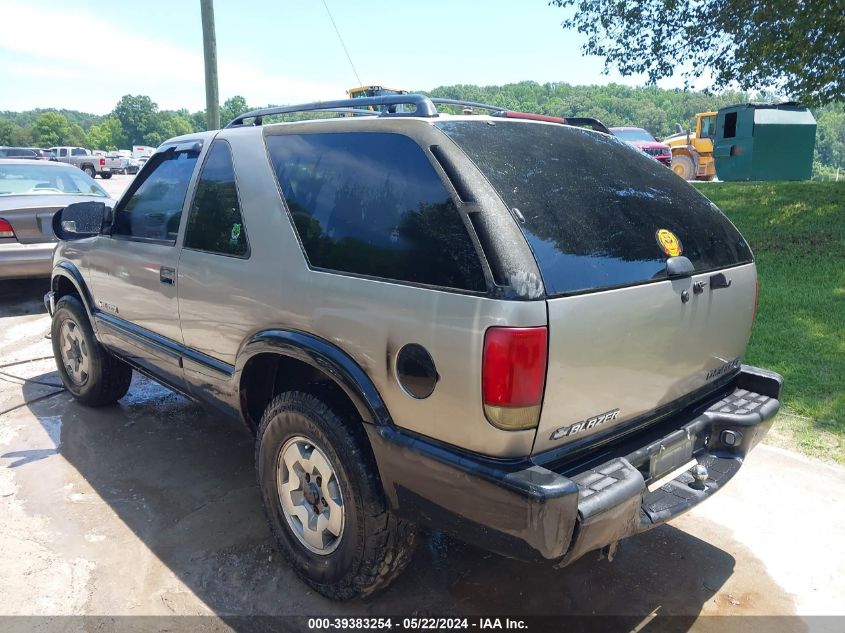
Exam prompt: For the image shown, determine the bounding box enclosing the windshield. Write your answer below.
[437,120,752,296]
[0,163,108,197]
[700,115,716,138]
[612,128,656,143]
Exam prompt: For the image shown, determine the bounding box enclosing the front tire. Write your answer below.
[100,172,112,179]
[672,154,696,180]
[51,295,132,406]
[256,391,417,600]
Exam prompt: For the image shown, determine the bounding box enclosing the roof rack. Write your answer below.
[225,94,438,127]
[224,94,610,134]
[429,98,507,113]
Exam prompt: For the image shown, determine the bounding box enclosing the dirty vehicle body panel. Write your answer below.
[46,97,781,583]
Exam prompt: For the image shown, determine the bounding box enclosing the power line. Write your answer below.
[321,0,362,87]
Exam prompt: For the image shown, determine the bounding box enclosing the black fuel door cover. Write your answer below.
[396,344,439,399]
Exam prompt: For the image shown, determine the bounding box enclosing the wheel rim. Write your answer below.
[59,319,90,386]
[277,435,345,555]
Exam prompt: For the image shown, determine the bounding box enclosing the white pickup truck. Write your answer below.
[49,147,112,179]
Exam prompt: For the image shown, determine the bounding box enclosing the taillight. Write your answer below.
[0,218,15,239]
[753,277,759,324]
[99,158,105,166]
[482,326,548,430]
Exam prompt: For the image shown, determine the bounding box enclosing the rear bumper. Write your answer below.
[368,365,782,563]
[0,242,55,280]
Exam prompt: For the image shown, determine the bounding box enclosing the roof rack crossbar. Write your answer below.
[225,94,438,128]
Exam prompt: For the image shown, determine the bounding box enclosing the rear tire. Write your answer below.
[256,391,417,600]
[672,154,696,180]
[51,295,132,406]
[101,172,112,180]
[82,165,95,178]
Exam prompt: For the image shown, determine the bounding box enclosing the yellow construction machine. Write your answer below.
[663,111,717,180]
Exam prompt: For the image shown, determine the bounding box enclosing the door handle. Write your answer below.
[710,272,732,289]
[160,266,175,285]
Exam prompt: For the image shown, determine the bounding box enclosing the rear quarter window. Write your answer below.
[266,131,486,292]
[436,120,753,296]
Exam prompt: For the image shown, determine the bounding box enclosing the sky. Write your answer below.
[0,0,695,115]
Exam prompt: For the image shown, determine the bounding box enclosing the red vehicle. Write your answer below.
[610,127,672,167]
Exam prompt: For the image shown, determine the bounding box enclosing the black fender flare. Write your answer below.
[234,329,393,427]
[51,261,96,320]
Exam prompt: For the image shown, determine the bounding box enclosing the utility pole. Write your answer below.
[200,0,220,130]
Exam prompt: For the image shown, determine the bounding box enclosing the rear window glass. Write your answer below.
[266,132,485,292]
[436,120,752,296]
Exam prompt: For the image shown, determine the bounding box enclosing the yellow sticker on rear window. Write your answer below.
[656,229,683,257]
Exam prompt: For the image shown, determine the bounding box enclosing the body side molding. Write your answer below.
[95,311,234,377]
[235,329,392,427]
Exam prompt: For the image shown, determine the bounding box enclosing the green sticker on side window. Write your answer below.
[230,222,242,244]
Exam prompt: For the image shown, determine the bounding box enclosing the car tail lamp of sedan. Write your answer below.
[482,326,548,430]
[0,218,15,239]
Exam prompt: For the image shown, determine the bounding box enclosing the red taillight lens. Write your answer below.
[99,158,105,166]
[482,326,548,430]
[0,218,15,239]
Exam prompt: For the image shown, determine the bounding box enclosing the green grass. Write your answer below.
[694,181,845,463]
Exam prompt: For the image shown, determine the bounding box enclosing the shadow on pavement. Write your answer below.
[0,279,50,317]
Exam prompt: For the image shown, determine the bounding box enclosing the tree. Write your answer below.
[220,95,250,126]
[0,119,13,145]
[87,116,126,151]
[67,123,88,147]
[142,112,193,146]
[190,110,208,132]
[550,0,845,105]
[113,94,158,145]
[31,112,71,147]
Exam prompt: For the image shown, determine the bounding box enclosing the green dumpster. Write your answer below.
[713,103,816,181]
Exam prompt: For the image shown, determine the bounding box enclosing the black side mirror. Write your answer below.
[52,201,112,240]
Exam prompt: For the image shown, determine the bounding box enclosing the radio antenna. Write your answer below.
[321,0,363,87]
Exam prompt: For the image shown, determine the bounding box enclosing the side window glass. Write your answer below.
[184,141,248,257]
[724,112,738,138]
[266,132,485,292]
[112,150,198,243]
[59,148,68,158]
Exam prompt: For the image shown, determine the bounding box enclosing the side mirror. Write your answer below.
[52,201,112,240]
